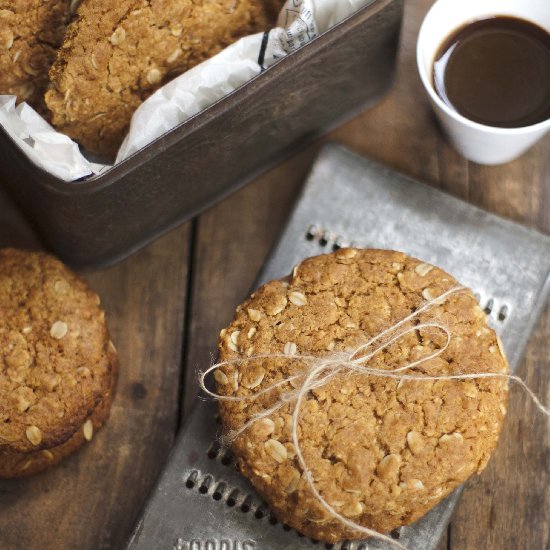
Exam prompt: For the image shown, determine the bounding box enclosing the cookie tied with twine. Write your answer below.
[200,249,548,547]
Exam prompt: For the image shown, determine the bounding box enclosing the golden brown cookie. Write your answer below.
[0,347,117,479]
[216,249,509,542]
[45,0,276,159]
[0,248,117,457]
[0,0,71,113]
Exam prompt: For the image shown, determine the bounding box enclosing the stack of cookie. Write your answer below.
[0,0,283,159]
[0,249,117,478]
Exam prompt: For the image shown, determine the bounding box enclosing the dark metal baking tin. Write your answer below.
[0,0,403,268]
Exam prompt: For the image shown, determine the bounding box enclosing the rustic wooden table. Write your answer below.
[0,1,548,549]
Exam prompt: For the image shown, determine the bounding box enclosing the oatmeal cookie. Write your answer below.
[45,0,276,159]
[0,0,70,112]
[0,249,117,456]
[0,350,117,478]
[216,249,509,542]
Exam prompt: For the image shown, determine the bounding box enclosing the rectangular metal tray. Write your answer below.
[126,143,550,550]
[0,0,402,269]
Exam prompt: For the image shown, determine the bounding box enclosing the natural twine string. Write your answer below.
[199,286,549,550]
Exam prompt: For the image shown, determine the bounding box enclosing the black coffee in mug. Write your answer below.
[433,16,550,128]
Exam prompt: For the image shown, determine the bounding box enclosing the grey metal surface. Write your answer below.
[127,143,550,550]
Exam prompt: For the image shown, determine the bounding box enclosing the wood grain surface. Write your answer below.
[0,0,548,549]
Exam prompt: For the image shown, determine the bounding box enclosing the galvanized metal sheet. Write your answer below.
[127,143,550,550]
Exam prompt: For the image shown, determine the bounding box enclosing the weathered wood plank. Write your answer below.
[182,151,316,418]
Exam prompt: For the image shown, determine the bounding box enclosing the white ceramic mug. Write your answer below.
[417,0,550,165]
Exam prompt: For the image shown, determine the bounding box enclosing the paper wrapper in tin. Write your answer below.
[0,0,372,182]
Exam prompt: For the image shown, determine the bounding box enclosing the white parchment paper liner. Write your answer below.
[0,0,371,182]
